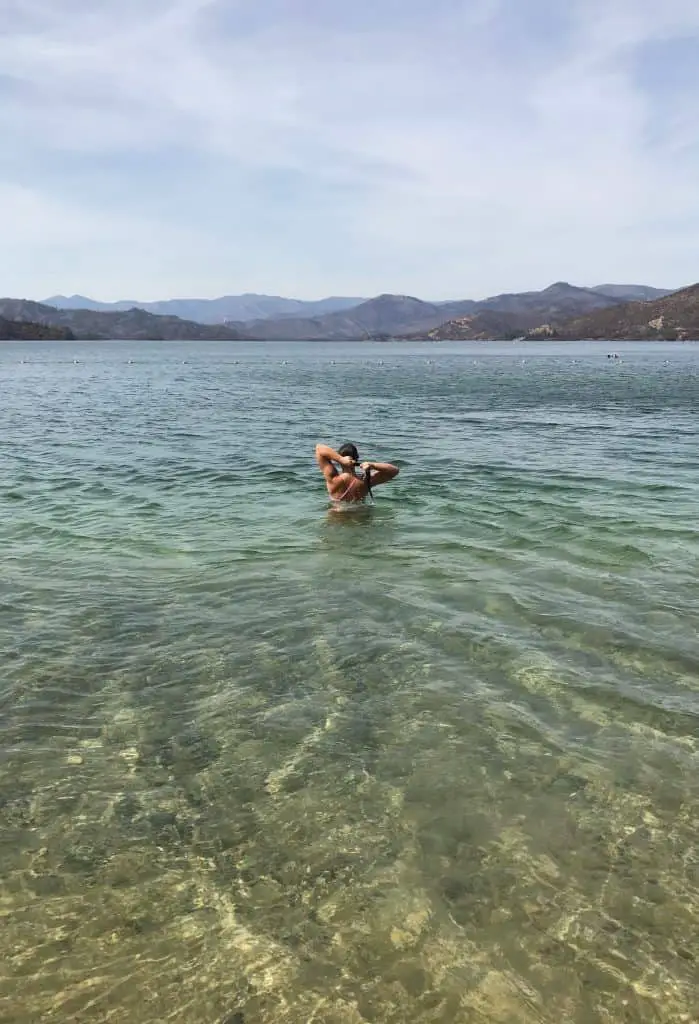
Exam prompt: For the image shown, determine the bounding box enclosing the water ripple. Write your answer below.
[0,340,698,1023]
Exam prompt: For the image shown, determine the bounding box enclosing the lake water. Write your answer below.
[1,340,697,1024]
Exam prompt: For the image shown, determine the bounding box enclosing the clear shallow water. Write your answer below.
[1,339,698,1024]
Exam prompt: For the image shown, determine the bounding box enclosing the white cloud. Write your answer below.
[1,0,698,299]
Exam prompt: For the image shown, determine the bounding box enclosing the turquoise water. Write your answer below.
[1,340,698,1024]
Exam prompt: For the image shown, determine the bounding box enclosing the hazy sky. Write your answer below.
[2,0,698,300]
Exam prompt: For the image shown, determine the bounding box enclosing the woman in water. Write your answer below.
[315,442,399,506]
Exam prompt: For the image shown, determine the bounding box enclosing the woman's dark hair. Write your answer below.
[338,441,372,498]
[338,442,359,462]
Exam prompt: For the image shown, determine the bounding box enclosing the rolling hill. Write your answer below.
[0,317,74,340]
[420,311,541,341]
[0,299,242,341]
[538,284,699,340]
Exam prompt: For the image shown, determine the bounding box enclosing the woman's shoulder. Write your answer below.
[328,470,351,489]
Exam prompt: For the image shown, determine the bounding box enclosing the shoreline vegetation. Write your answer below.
[0,316,74,341]
[1,282,698,343]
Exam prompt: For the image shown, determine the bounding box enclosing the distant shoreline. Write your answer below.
[3,281,697,343]
[3,337,699,345]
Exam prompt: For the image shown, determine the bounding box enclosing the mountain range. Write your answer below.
[223,283,673,340]
[539,283,699,341]
[42,284,671,329]
[43,293,366,324]
[424,285,699,341]
[2,281,691,342]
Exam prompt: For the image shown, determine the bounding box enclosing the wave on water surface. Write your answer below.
[0,340,698,1023]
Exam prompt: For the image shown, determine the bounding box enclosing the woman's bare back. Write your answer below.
[314,442,399,505]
